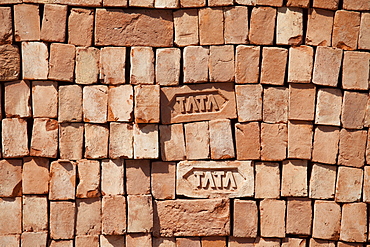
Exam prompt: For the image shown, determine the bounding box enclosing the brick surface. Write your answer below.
[76,198,102,235]
[286,0,308,7]
[235,84,263,122]
[183,46,209,83]
[289,83,316,121]
[133,124,159,159]
[208,0,231,7]
[282,238,306,247]
[101,159,124,196]
[313,200,341,240]
[342,51,370,90]
[309,239,335,247]
[151,162,176,200]
[359,13,370,50]
[249,7,276,45]
[288,46,314,83]
[255,238,281,247]
[126,160,150,195]
[84,123,109,159]
[315,88,342,126]
[312,126,340,164]
[261,47,288,85]
[130,47,154,85]
[59,123,84,160]
[201,237,227,247]
[209,119,235,160]
[155,0,179,8]
[50,201,75,240]
[21,232,48,247]
[261,123,287,161]
[100,47,126,85]
[135,85,160,123]
[108,85,133,122]
[199,8,224,45]
[75,235,99,247]
[313,0,338,10]
[174,9,199,46]
[109,122,133,159]
[260,199,286,238]
[126,234,152,247]
[343,0,370,10]
[0,44,20,81]
[224,6,248,44]
[153,237,176,247]
[306,8,334,46]
[58,85,83,122]
[286,198,312,235]
[332,10,361,50]
[160,124,186,161]
[363,166,370,202]
[50,240,73,247]
[281,160,307,197]
[14,4,40,41]
[5,80,31,118]
[184,121,210,160]
[75,47,100,85]
[76,159,100,198]
[127,195,153,233]
[235,122,260,160]
[30,118,58,158]
[313,47,343,87]
[22,42,48,80]
[49,160,76,200]
[0,7,12,45]
[32,81,58,118]
[2,118,29,158]
[68,8,94,46]
[341,91,367,129]
[83,85,108,123]
[176,237,201,247]
[209,45,235,82]
[23,195,48,232]
[156,48,180,86]
[288,121,313,159]
[255,162,280,199]
[335,166,363,203]
[233,200,257,238]
[23,157,49,194]
[309,164,337,199]
[338,129,367,168]
[40,4,67,42]
[340,203,367,242]
[0,159,22,197]
[263,86,288,123]
[0,197,22,234]
[235,45,260,84]
[256,0,282,6]
[100,235,125,247]
[276,7,303,45]
[48,43,76,82]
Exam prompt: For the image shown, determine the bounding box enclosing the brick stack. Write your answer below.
[0,0,370,246]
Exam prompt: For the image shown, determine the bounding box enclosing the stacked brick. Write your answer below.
[1,0,370,246]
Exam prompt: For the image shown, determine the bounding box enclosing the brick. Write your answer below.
[224,6,248,44]
[109,122,133,159]
[235,45,260,84]
[126,160,150,195]
[53,0,102,6]
[130,47,154,85]
[209,119,235,160]
[83,85,108,123]
[22,42,48,80]
[261,123,287,161]
[174,9,199,46]
[75,235,99,247]
[288,83,316,121]
[126,234,152,247]
[5,80,31,118]
[58,85,83,122]
[363,166,370,202]
[134,85,160,123]
[84,123,109,159]
[100,235,125,247]
[281,160,307,197]
[313,201,341,240]
[256,0,282,6]
[0,44,20,81]
[309,239,335,247]
[255,162,280,198]
[338,129,367,168]
[14,4,40,41]
[261,47,287,85]
[315,88,342,126]
[49,160,76,200]
[312,126,340,164]
[154,0,178,8]
[176,238,201,247]
[286,198,312,235]
[337,243,364,247]
[99,47,126,84]
[344,0,370,10]
[95,9,173,47]
[310,164,336,199]
[183,46,208,83]
[276,7,303,45]
[21,232,47,247]
[235,122,260,160]
[154,199,229,237]
[235,84,262,122]
[0,0,21,3]
[288,121,313,159]
[313,0,338,10]
[2,118,29,158]
[76,198,102,235]
[335,166,363,203]
[286,0,308,7]
[59,123,84,160]
[30,118,58,158]
[199,8,224,45]
[306,8,334,46]
[76,159,100,198]
[263,87,288,123]
[342,51,370,90]
[68,8,93,46]
[341,91,367,129]
[233,200,257,238]
[235,0,255,4]
[40,4,67,42]
[23,157,49,194]
[156,48,180,86]
[108,85,133,122]
[0,7,12,45]
[340,203,367,242]
[75,47,100,85]
[333,10,361,50]
[160,124,186,161]
[184,121,210,160]
[50,240,73,247]
[249,7,276,45]
[282,238,306,247]
[255,238,281,247]
[359,13,370,50]
[202,237,226,247]
[153,238,176,247]
[288,46,313,83]
[127,195,153,233]
[313,47,343,87]
[229,238,254,247]
[50,201,75,240]
[32,81,58,118]
[209,45,234,82]
[22,195,48,232]
[260,199,285,238]
[133,124,159,159]
[130,0,153,8]
[48,43,75,82]
[0,197,21,234]
[0,159,22,197]
[101,159,124,196]
[152,162,176,200]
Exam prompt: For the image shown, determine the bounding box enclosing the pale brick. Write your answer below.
[14,4,40,41]
[199,8,224,45]
[209,119,235,160]
[130,47,154,85]
[249,7,276,45]
[224,6,248,44]
[49,160,76,200]
[32,81,58,118]
[100,235,125,247]
[310,239,335,247]
[160,124,186,161]
[288,83,316,121]
[100,47,126,85]
[281,160,307,197]
[282,238,306,247]
[0,0,21,4]
[335,166,363,203]
[235,122,260,160]
[338,129,367,168]
[332,10,361,50]
[127,195,153,233]
[151,162,176,200]
[359,13,370,50]
[126,160,150,195]
[235,84,263,122]
[342,51,370,90]
[209,45,234,82]
[363,166,370,202]
[340,203,367,242]
[2,118,29,158]
[59,123,84,160]
[288,121,313,159]
[233,200,257,238]
[0,159,22,197]
[5,80,31,118]
[313,0,338,10]
[153,237,176,247]
[0,44,21,81]
[336,242,364,247]
[256,0,282,6]
[176,238,201,247]
[102,196,126,235]
[313,47,342,87]
[109,122,133,159]
[108,85,133,122]
[22,157,49,194]
[75,47,100,85]
[22,195,48,232]
[202,237,226,247]
[76,198,102,235]
[183,46,208,83]
[260,199,285,238]
[133,124,159,159]
[261,123,287,161]
[313,201,341,240]
[50,240,73,247]
[134,85,160,123]
[315,88,342,126]
[76,159,100,198]
[21,42,48,80]
[75,235,99,247]
[261,47,288,85]
[155,0,178,8]
[68,8,94,46]
[306,8,334,46]
[101,159,124,196]
[312,126,340,164]
[84,123,109,159]
[310,164,336,199]
[0,197,21,235]
[40,4,67,42]
[174,9,199,46]
[286,0,308,7]
[235,45,260,84]
[263,87,288,123]
[30,118,58,158]
[276,7,303,45]
[58,85,83,122]
[156,48,180,86]
[50,201,75,240]
[126,234,152,247]
[48,43,75,82]
[83,85,108,123]
[21,232,47,247]
[341,91,367,129]
[130,0,153,8]
[288,46,313,83]
[0,7,12,44]
[255,162,280,199]
[184,121,210,160]
[235,0,255,4]
[255,238,281,247]
[286,198,312,235]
